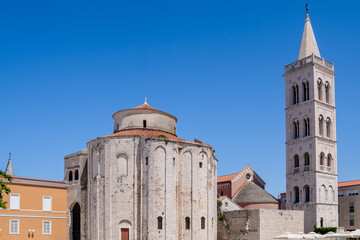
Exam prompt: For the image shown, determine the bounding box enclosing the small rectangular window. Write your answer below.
[10,220,19,234]
[349,202,354,213]
[10,194,20,210]
[43,221,51,234]
[350,215,355,226]
[43,196,52,211]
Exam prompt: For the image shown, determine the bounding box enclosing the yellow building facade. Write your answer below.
[0,176,67,239]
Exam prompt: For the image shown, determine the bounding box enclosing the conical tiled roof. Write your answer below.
[232,181,278,204]
[5,155,14,176]
[298,14,321,60]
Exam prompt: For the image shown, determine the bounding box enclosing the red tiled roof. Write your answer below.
[133,104,157,110]
[219,196,226,200]
[104,129,192,143]
[113,103,178,122]
[217,172,238,183]
[338,180,360,188]
[217,165,249,183]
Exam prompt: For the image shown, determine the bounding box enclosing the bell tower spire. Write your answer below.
[298,4,321,60]
[5,152,15,176]
[284,5,338,233]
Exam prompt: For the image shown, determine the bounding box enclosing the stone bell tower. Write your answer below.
[284,7,338,232]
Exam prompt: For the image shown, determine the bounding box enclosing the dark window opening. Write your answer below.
[185,217,190,229]
[304,185,310,202]
[294,155,299,168]
[304,153,310,166]
[143,120,147,128]
[145,157,148,166]
[320,218,324,227]
[69,171,73,182]
[221,191,223,196]
[294,187,299,203]
[157,216,163,229]
[74,170,79,180]
[350,202,354,213]
[350,215,354,226]
[72,203,81,240]
[173,157,175,166]
[320,153,324,165]
[201,217,205,229]
[327,154,332,167]
[199,162,203,168]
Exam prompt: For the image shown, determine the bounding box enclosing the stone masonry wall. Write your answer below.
[218,209,304,240]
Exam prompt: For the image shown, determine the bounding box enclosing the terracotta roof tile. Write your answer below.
[338,180,360,188]
[217,173,238,183]
[113,103,178,122]
[104,129,192,143]
[133,104,157,110]
[217,165,250,183]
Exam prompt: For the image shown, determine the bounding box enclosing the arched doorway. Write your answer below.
[72,203,81,240]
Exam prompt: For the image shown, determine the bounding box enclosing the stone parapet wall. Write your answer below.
[218,209,304,240]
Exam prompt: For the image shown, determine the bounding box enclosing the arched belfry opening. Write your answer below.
[71,203,81,240]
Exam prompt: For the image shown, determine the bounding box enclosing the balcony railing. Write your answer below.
[285,54,334,73]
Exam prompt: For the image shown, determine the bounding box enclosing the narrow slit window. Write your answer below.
[74,170,79,180]
[157,216,163,229]
[145,157,148,166]
[143,120,147,128]
[199,162,203,168]
[201,217,205,229]
[185,217,190,229]
[69,171,73,182]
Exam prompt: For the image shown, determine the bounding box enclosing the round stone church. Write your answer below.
[65,101,218,240]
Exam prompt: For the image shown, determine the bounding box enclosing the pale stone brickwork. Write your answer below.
[217,209,304,240]
[65,102,218,240]
[284,13,338,232]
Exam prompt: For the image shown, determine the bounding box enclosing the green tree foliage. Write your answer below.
[0,170,12,209]
[313,225,337,235]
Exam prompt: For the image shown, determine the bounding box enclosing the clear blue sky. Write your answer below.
[1,1,359,197]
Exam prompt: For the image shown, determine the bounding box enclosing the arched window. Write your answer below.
[317,79,323,101]
[325,82,330,103]
[143,120,147,128]
[294,187,300,203]
[199,162,203,168]
[320,153,324,165]
[201,217,205,229]
[303,81,309,101]
[304,153,310,166]
[319,115,324,136]
[326,118,331,138]
[320,218,324,227]
[293,120,300,139]
[157,216,163,230]
[304,118,310,137]
[294,155,299,168]
[185,217,190,230]
[292,84,299,105]
[304,185,310,202]
[69,171,73,182]
[327,154,332,167]
[220,191,223,196]
[117,154,128,177]
[74,170,79,180]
